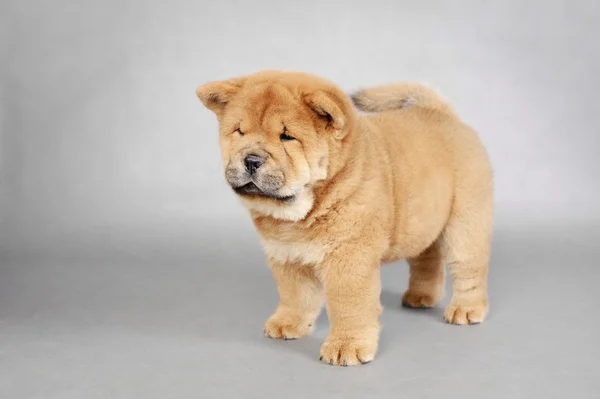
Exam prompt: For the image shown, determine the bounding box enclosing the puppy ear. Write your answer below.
[303,90,350,139]
[196,77,246,115]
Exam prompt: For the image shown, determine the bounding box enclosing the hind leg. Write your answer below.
[402,240,445,308]
[440,194,493,325]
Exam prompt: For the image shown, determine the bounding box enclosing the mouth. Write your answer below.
[233,182,296,202]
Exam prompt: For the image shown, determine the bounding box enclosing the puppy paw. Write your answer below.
[264,314,314,340]
[319,335,378,366]
[443,298,488,325]
[401,290,440,308]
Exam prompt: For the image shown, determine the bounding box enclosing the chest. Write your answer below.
[261,239,330,266]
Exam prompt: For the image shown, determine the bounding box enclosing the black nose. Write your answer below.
[244,154,265,174]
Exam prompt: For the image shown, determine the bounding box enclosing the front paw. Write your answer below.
[264,314,314,340]
[444,297,488,325]
[319,334,378,366]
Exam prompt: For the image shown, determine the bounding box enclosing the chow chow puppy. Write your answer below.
[196,70,493,366]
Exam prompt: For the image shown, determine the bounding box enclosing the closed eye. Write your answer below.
[235,128,244,136]
[280,128,295,141]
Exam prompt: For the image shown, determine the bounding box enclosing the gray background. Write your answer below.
[1,0,599,398]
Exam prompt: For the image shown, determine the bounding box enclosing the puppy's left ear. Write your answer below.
[196,77,246,116]
[303,90,353,140]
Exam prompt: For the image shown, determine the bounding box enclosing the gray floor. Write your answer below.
[1,222,598,398]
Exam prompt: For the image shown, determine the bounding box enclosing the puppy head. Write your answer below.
[196,70,355,221]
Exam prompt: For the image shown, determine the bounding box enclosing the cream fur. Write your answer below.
[240,189,315,222]
[261,239,329,265]
[196,70,494,367]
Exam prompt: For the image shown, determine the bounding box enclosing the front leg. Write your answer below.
[317,246,382,366]
[264,260,324,340]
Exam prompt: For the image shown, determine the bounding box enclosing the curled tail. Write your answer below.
[351,83,452,113]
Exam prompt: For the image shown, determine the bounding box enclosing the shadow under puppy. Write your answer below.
[196,70,493,366]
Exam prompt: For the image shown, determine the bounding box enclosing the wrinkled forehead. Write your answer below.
[232,83,310,132]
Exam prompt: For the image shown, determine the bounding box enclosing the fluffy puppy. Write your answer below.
[196,70,493,366]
